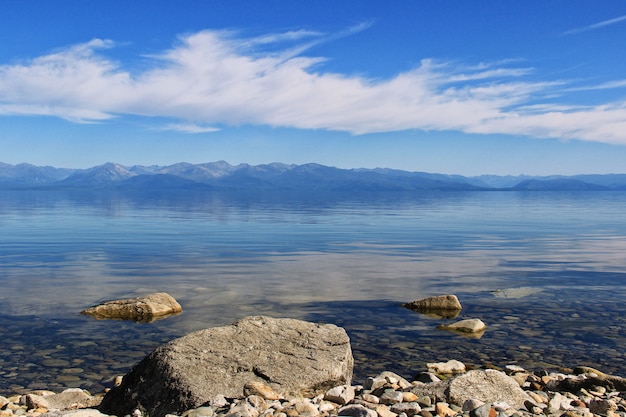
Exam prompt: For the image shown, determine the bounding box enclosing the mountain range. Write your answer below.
[2,161,626,192]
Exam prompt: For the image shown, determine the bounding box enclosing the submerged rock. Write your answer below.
[402,294,462,318]
[99,316,353,417]
[437,318,487,334]
[80,292,182,322]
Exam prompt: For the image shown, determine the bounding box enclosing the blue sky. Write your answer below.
[1,1,626,175]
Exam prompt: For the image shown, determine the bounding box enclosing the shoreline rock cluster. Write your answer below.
[3,296,624,417]
[2,362,626,417]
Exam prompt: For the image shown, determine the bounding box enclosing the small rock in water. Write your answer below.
[504,365,526,373]
[402,295,462,319]
[81,292,183,322]
[437,319,486,334]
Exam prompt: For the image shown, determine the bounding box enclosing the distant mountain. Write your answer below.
[1,161,625,192]
[116,174,213,191]
[58,162,135,186]
[0,163,75,186]
[511,178,610,191]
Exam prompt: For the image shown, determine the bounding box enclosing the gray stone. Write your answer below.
[408,381,449,404]
[402,295,462,318]
[588,398,617,415]
[364,377,387,391]
[376,372,412,389]
[546,370,626,392]
[427,360,466,375]
[182,407,215,417]
[390,402,422,416]
[39,411,111,417]
[462,398,485,412]
[25,389,100,411]
[360,394,380,404]
[325,385,356,405]
[81,292,182,322]
[293,400,319,416]
[416,396,431,408]
[470,403,492,417]
[446,370,530,409]
[225,402,259,417]
[100,316,353,417]
[25,393,50,410]
[337,404,378,417]
[548,392,572,412]
[380,390,404,405]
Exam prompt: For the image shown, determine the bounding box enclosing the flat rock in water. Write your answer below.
[402,295,462,318]
[437,319,486,334]
[99,316,353,417]
[80,292,182,322]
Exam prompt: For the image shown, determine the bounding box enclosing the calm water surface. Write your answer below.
[1,190,626,395]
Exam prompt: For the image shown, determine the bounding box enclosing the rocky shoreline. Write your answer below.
[1,362,626,417]
[3,299,625,417]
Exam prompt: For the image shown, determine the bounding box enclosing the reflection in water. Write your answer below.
[1,190,626,394]
[491,287,543,299]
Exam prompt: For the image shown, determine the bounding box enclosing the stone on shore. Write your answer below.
[5,359,626,417]
[37,410,110,417]
[80,292,182,322]
[325,384,356,405]
[427,359,466,374]
[99,316,353,417]
[437,319,486,334]
[447,369,531,409]
[409,369,531,409]
[546,366,626,392]
[24,388,101,411]
[401,295,462,318]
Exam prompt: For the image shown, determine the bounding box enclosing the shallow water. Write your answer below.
[1,190,626,395]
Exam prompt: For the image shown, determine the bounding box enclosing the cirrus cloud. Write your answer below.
[1,28,626,145]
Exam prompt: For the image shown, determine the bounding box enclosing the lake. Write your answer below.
[1,189,626,395]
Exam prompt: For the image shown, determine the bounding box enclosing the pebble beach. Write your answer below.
[1,362,626,417]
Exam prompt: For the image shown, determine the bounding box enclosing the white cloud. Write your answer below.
[162,123,220,134]
[563,14,626,35]
[564,79,626,92]
[1,29,626,145]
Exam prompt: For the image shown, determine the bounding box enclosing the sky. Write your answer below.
[1,0,626,175]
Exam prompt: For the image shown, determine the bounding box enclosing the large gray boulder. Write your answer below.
[80,292,182,322]
[99,316,353,417]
